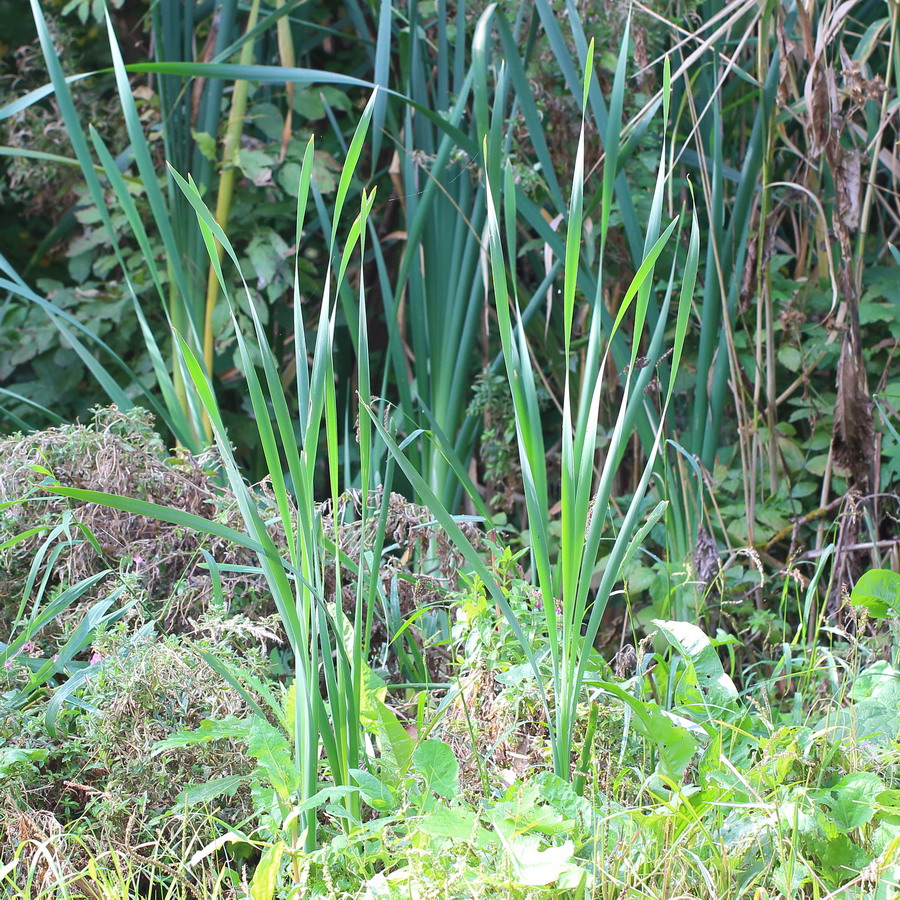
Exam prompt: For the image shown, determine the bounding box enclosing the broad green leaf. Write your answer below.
[247,718,298,802]
[418,807,495,847]
[366,697,414,775]
[817,773,884,833]
[816,698,900,744]
[493,819,581,888]
[850,569,900,618]
[192,130,218,161]
[813,833,872,883]
[653,619,739,712]
[349,768,395,811]
[530,772,592,828]
[492,780,574,836]
[412,739,460,800]
[851,661,900,705]
[876,789,900,824]
[0,748,48,778]
[175,775,246,808]
[778,345,802,372]
[250,841,285,900]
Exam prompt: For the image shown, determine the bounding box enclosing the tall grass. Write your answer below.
[8,4,697,813]
[3,2,682,499]
[41,103,383,860]
[4,0,897,840]
[7,0,701,782]
[371,32,700,779]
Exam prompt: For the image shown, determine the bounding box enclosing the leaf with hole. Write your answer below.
[412,739,460,800]
[815,772,884,833]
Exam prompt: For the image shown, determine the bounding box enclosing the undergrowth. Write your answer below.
[2,0,900,898]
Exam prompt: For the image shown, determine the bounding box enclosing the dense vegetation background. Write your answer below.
[2,0,900,897]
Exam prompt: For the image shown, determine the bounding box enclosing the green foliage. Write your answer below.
[1,626,261,877]
[4,1,900,898]
[852,569,900,619]
[60,0,125,25]
[467,371,526,513]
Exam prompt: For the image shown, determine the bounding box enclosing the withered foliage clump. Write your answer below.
[0,406,272,631]
[1,807,76,898]
[79,630,259,814]
[323,488,484,673]
[0,628,263,877]
[441,666,548,795]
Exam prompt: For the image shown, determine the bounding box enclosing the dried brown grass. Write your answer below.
[0,406,272,631]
